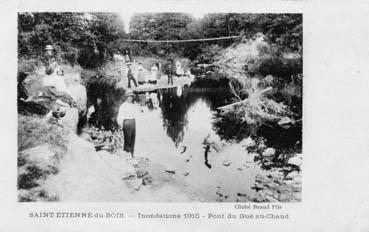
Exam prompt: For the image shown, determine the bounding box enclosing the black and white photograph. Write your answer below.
[16,12,303,202]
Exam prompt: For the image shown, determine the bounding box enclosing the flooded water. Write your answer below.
[124,86,302,201]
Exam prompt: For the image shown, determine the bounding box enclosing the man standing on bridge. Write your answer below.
[127,63,138,88]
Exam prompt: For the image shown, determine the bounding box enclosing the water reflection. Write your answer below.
[158,87,232,147]
[160,88,190,147]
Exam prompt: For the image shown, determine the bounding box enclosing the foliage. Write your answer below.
[87,126,124,153]
[18,115,69,151]
[18,12,301,67]
[18,12,126,69]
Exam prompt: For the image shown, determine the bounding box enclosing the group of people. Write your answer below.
[31,45,87,131]
[122,50,188,89]
[125,61,165,88]
[126,62,163,88]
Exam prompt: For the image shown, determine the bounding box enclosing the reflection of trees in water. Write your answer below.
[159,87,233,147]
[160,88,190,147]
[213,112,302,154]
[160,87,210,147]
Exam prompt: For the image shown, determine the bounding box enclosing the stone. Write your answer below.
[142,176,153,185]
[136,170,148,178]
[262,148,276,157]
[283,180,295,185]
[278,117,294,125]
[165,169,176,174]
[291,184,302,192]
[293,175,302,184]
[294,192,302,201]
[286,171,299,180]
[288,154,303,167]
[222,160,231,166]
[242,137,256,148]
[263,189,274,196]
[255,174,265,183]
[265,195,278,202]
[125,178,142,191]
[59,107,79,132]
[183,172,189,176]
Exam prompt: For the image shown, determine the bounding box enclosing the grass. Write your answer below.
[18,115,69,152]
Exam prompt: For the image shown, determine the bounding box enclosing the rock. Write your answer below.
[165,169,176,174]
[59,107,79,132]
[251,184,264,192]
[262,148,276,157]
[283,180,295,185]
[293,175,302,184]
[136,170,148,178]
[237,167,244,171]
[294,192,302,201]
[273,178,283,185]
[183,172,189,176]
[222,160,231,166]
[278,116,294,125]
[266,182,279,190]
[125,178,142,191]
[80,132,91,141]
[278,192,293,202]
[142,176,153,185]
[265,195,278,202]
[288,155,303,167]
[255,174,265,183]
[291,184,302,192]
[286,171,299,179]
[242,137,256,148]
[267,170,282,179]
[263,189,274,196]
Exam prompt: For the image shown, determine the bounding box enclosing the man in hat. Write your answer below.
[127,63,138,88]
[42,45,56,68]
[116,90,138,157]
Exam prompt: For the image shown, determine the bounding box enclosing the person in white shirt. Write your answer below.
[116,90,138,156]
[148,64,158,84]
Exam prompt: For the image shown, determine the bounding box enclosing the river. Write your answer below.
[116,85,302,201]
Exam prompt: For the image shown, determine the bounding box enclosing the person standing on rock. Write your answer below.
[117,90,138,157]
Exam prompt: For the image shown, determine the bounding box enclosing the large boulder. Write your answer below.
[66,73,87,114]
[59,107,79,132]
[288,154,303,167]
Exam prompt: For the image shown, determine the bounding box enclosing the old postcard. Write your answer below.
[0,0,369,231]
